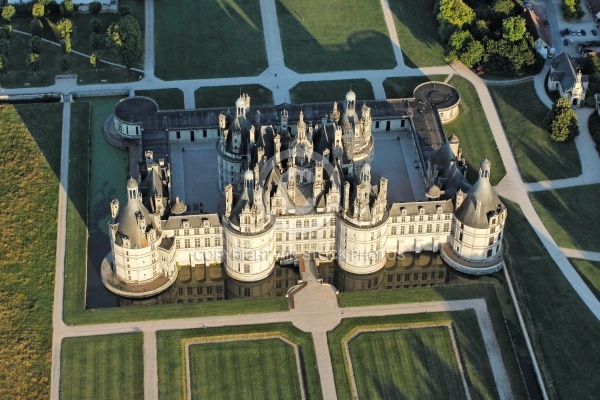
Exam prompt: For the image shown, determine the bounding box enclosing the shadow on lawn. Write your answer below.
[276,0,396,73]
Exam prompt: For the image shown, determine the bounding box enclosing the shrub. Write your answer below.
[29,35,42,54]
[0,39,9,57]
[119,5,130,16]
[61,55,69,71]
[30,19,43,37]
[545,97,579,142]
[90,17,102,33]
[88,1,102,14]
[89,32,103,49]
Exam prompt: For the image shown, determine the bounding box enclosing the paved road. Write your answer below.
[46,0,600,398]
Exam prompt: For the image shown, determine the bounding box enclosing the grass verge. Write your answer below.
[276,0,396,73]
[157,323,322,400]
[189,338,303,399]
[569,258,600,299]
[348,326,466,399]
[529,184,600,252]
[0,102,62,399]
[383,75,448,99]
[59,333,144,399]
[135,89,185,110]
[444,75,506,186]
[388,0,446,67]
[503,198,600,398]
[195,84,273,108]
[489,83,581,182]
[290,79,374,104]
[154,0,267,80]
[329,311,497,399]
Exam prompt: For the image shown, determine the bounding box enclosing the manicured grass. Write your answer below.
[329,311,498,399]
[337,283,529,399]
[444,76,506,186]
[189,339,303,399]
[135,89,185,110]
[489,83,581,182]
[195,84,272,108]
[155,0,267,80]
[60,333,144,399]
[349,327,466,399]
[569,258,600,299]
[63,101,90,323]
[0,103,62,400]
[290,79,374,104]
[388,0,447,68]
[157,324,322,400]
[276,0,396,73]
[529,184,600,252]
[383,75,448,99]
[503,199,600,399]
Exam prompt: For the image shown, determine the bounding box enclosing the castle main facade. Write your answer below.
[101,83,507,299]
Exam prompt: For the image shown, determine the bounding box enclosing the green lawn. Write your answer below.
[503,199,600,398]
[195,85,273,108]
[189,339,303,399]
[0,103,62,400]
[290,79,374,104]
[329,311,499,399]
[349,327,466,399]
[444,76,506,186]
[489,83,581,182]
[157,324,322,400]
[337,283,528,399]
[135,89,185,110]
[569,259,600,299]
[388,0,447,68]
[154,0,267,80]
[276,0,396,73]
[60,333,144,399]
[529,184,600,252]
[62,101,91,324]
[383,75,448,99]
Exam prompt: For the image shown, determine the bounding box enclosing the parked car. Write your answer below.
[570,39,575,45]
[543,20,550,27]
[560,30,566,37]
[571,29,577,35]
[582,29,587,36]
[524,2,533,9]
[577,30,582,36]
[564,38,569,46]
[565,28,571,35]
[593,29,598,36]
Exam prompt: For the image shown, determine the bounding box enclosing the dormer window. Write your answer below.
[401,208,407,215]
[436,205,442,214]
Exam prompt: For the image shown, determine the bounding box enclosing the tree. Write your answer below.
[29,35,42,54]
[0,54,7,75]
[89,32,103,49]
[61,55,69,72]
[107,15,142,68]
[460,40,485,67]
[584,56,600,95]
[436,0,475,41]
[0,39,9,57]
[56,18,73,53]
[32,3,45,19]
[90,52,100,70]
[544,97,579,142]
[502,16,526,42]
[88,1,102,15]
[90,17,101,33]
[30,18,43,36]
[2,5,15,23]
[492,0,517,16]
[60,0,74,17]
[27,53,40,74]
[119,5,130,16]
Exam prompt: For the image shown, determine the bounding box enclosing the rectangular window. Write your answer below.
[426,224,432,233]
[178,288,183,296]
[195,238,201,247]
[216,286,223,294]
[187,287,193,295]
[489,236,494,245]
[296,232,301,240]
[387,274,393,283]
[400,226,405,235]
[215,237,221,246]
[422,272,427,280]
[436,224,440,233]
[207,286,213,295]
[190,131,195,141]
[408,226,414,234]
[459,232,463,241]
[487,248,493,257]
[194,229,200,235]
[205,238,211,247]
[197,287,203,295]
[244,264,250,273]
[418,225,423,234]
[311,231,317,239]
[391,226,397,235]
[184,239,190,248]
[203,129,207,138]
[375,121,380,129]
[444,223,450,232]
[184,229,189,236]
[276,233,282,241]
[296,220,302,228]
[176,240,181,249]
[404,273,410,281]
[438,271,445,279]
[176,131,181,139]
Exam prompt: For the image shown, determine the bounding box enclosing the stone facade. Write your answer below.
[102,84,507,299]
